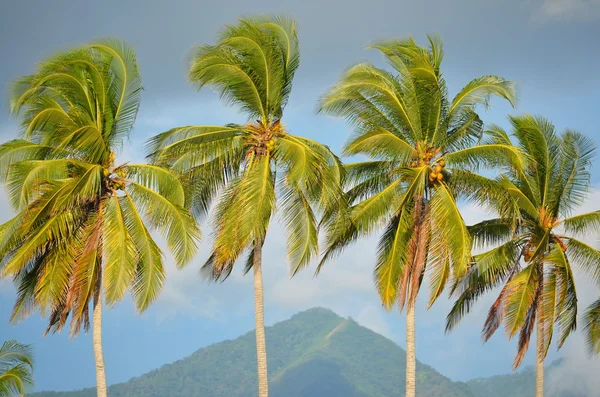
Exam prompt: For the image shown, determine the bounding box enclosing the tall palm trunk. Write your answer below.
[404,197,428,397]
[253,240,269,397]
[93,293,108,397]
[405,302,416,397]
[536,300,544,397]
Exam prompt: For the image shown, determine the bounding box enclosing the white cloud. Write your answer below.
[547,336,600,396]
[536,0,600,19]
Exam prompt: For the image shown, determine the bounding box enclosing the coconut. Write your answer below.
[438,159,446,167]
[429,171,437,180]
[435,165,443,173]
[436,173,444,181]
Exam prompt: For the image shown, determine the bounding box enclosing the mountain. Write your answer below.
[31,308,473,397]
[465,360,587,397]
[30,308,580,397]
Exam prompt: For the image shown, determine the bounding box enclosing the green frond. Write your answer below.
[126,181,200,268]
[468,219,513,250]
[427,252,450,309]
[548,129,595,217]
[0,340,34,396]
[448,76,516,122]
[350,179,403,234]
[540,264,557,356]
[374,206,413,310]
[441,110,483,151]
[122,194,165,312]
[213,155,275,266]
[315,198,358,275]
[510,115,560,208]
[547,245,577,348]
[32,242,74,316]
[102,194,138,305]
[88,38,142,147]
[344,161,397,203]
[0,140,74,180]
[429,182,471,278]
[279,183,318,276]
[446,170,512,216]
[342,126,416,161]
[275,135,325,186]
[369,37,437,81]
[124,164,185,206]
[445,143,525,173]
[285,135,345,210]
[1,208,82,278]
[446,238,522,332]
[145,125,241,163]
[504,263,539,338]
[189,15,298,120]
[498,175,538,220]
[562,210,600,237]
[583,299,600,355]
[4,158,90,210]
[66,213,102,335]
[10,38,143,165]
[318,62,419,141]
[565,237,600,287]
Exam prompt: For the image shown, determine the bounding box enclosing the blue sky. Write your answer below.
[1,0,600,393]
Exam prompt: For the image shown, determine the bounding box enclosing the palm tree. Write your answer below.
[317,36,516,397]
[0,40,200,397]
[0,340,33,397]
[584,299,600,354]
[447,116,600,397]
[147,15,342,397]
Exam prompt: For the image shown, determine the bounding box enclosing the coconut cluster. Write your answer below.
[106,168,127,191]
[428,158,446,183]
[265,138,276,151]
[247,119,283,155]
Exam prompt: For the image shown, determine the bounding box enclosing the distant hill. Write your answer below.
[30,308,581,397]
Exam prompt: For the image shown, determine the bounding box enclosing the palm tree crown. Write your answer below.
[0,340,33,397]
[447,115,600,368]
[0,39,200,335]
[318,36,518,310]
[148,15,342,277]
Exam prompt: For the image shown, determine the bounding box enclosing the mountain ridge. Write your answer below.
[30,307,578,397]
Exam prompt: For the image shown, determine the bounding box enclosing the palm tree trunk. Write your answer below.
[536,299,544,397]
[404,197,427,397]
[406,302,416,397]
[93,294,108,397]
[253,240,269,397]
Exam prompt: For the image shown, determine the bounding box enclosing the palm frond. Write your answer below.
[503,263,539,339]
[122,194,165,312]
[564,237,600,287]
[126,181,200,268]
[583,298,600,355]
[429,182,471,278]
[102,194,138,305]
[374,206,413,309]
[562,211,600,236]
[279,182,318,276]
[0,340,34,396]
[548,130,595,217]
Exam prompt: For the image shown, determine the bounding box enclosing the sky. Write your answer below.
[0,0,600,393]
